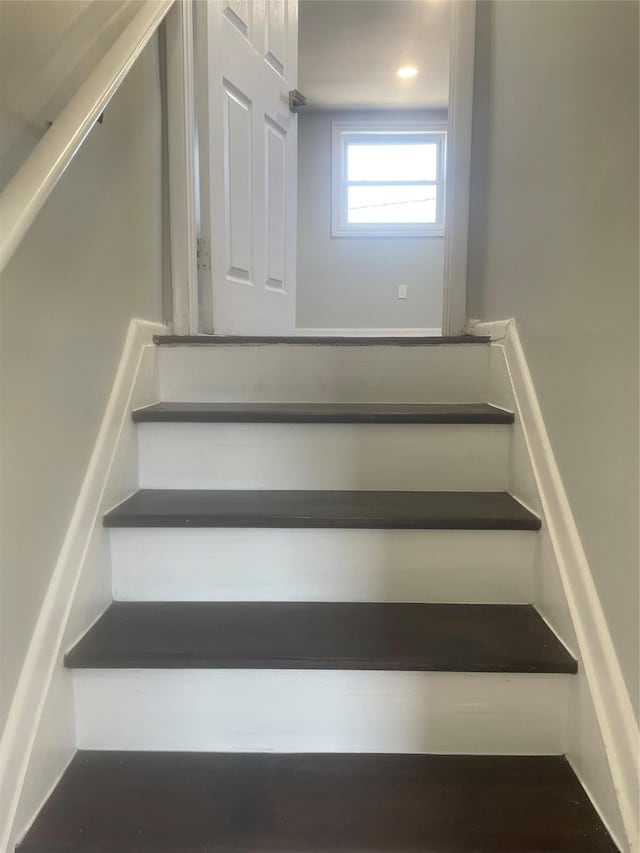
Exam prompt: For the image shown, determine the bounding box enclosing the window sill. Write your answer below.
[331,227,445,239]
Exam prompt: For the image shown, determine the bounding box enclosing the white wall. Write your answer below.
[0,2,165,733]
[296,110,445,331]
[468,0,639,718]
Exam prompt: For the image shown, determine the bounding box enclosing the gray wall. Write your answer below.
[468,0,639,717]
[0,5,164,732]
[0,0,140,191]
[296,110,445,331]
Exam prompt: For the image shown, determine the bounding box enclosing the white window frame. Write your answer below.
[331,120,447,238]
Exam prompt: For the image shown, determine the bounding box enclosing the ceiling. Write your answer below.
[299,0,451,110]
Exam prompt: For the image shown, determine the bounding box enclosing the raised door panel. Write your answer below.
[264,116,287,290]
[223,0,252,40]
[223,81,253,284]
[264,0,287,77]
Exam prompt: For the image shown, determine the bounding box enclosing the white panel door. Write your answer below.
[197,0,298,335]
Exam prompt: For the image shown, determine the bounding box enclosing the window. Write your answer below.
[331,122,447,237]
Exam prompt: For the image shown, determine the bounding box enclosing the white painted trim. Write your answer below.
[137,421,510,491]
[0,319,167,853]
[486,320,639,852]
[295,327,442,337]
[111,528,536,605]
[0,0,174,275]
[192,0,214,333]
[73,668,571,755]
[158,342,488,402]
[165,0,199,334]
[441,0,476,336]
[466,318,512,341]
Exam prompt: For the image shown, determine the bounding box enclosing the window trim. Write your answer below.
[331,120,448,238]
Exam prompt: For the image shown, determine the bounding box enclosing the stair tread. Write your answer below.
[154,334,490,345]
[133,401,514,424]
[64,602,576,673]
[18,751,617,852]
[103,490,541,530]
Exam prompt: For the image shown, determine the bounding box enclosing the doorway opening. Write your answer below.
[295,0,451,336]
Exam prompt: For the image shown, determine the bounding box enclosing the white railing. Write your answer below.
[0,0,175,276]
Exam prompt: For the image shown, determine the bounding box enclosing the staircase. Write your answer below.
[18,336,618,852]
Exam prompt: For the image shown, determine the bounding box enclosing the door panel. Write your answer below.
[223,82,253,283]
[265,116,287,290]
[265,0,287,76]
[197,0,298,335]
[223,0,251,39]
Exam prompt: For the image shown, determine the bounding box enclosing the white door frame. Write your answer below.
[442,0,476,336]
[165,0,199,334]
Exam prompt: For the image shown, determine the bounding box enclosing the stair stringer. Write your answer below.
[479,319,637,853]
[0,319,167,853]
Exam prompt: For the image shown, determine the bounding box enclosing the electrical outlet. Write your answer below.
[397,285,408,299]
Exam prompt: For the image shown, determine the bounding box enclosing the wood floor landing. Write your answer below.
[132,401,515,424]
[103,490,541,530]
[18,752,618,852]
[64,602,577,673]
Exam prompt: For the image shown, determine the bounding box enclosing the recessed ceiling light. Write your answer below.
[397,66,418,79]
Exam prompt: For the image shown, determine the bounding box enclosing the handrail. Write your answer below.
[0,0,175,276]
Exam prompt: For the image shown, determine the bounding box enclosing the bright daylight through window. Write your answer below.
[332,124,446,237]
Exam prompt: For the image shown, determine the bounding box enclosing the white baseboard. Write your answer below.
[0,318,167,853]
[481,318,639,852]
[295,327,442,337]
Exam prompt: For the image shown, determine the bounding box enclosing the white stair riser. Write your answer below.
[137,423,510,491]
[110,529,536,603]
[73,669,570,754]
[158,344,489,403]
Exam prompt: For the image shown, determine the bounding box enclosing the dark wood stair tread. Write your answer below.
[64,602,576,673]
[133,401,514,424]
[104,490,541,530]
[154,334,490,345]
[18,752,617,852]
